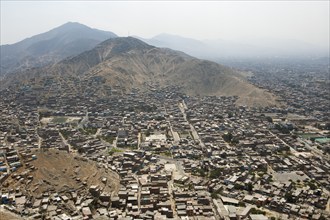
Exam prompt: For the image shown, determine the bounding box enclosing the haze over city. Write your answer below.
[1,1,329,51]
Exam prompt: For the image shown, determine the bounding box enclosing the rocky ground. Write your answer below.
[2,149,120,197]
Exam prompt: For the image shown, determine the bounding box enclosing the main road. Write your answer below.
[178,101,206,151]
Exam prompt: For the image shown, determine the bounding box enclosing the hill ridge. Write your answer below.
[2,36,278,107]
[0,22,117,76]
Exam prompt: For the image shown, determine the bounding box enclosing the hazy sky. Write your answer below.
[1,1,329,48]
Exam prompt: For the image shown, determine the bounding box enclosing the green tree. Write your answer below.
[246,182,254,192]
[210,168,222,179]
[265,116,273,123]
[222,132,233,143]
[284,192,295,203]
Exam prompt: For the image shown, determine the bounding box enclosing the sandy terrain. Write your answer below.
[0,206,24,220]
[2,149,120,197]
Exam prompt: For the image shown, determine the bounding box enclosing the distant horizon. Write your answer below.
[1,20,329,53]
[1,1,329,50]
[1,20,327,49]
[1,21,329,59]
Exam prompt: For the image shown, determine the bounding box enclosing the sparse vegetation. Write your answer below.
[119,145,137,150]
[160,151,172,157]
[274,123,291,134]
[211,188,222,199]
[222,132,239,145]
[209,168,223,179]
[101,135,116,144]
[246,182,254,192]
[238,201,246,207]
[59,130,72,139]
[284,192,296,203]
[234,183,244,190]
[52,117,67,124]
[79,127,97,135]
[109,147,123,155]
[250,208,266,215]
[193,168,206,177]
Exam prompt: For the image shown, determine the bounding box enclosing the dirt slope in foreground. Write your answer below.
[2,149,120,197]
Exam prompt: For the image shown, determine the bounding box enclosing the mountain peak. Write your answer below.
[64,21,84,26]
[55,22,93,31]
[0,22,117,75]
[61,21,86,26]
[84,37,155,59]
[99,37,153,49]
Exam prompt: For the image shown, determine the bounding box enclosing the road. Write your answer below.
[94,128,101,137]
[298,138,330,161]
[269,131,329,161]
[78,111,89,129]
[167,180,177,217]
[164,106,180,143]
[268,131,298,155]
[59,132,75,153]
[269,130,330,208]
[137,132,141,149]
[179,101,206,151]
[132,174,141,211]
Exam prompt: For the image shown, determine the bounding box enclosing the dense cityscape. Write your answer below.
[0,58,329,220]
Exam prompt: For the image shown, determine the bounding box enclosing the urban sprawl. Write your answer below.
[0,61,329,220]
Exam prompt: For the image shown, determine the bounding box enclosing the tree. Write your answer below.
[284,192,295,203]
[211,192,219,199]
[222,132,233,143]
[319,215,326,220]
[231,137,239,145]
[246,182,254,192]
[210,168,222,179]
[250,208,266,215]
[234,183,244,190]
[238,201,246,207]
[194,168,206,177]
[265,116,273,123]
[220,152,227,159]
[145,129,151,137]
[325,123,330,130]
[227,112,234,118]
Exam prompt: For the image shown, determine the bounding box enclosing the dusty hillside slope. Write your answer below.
[2,149,120,196]
[2,37,278,107]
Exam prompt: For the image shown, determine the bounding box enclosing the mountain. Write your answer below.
[3,37,278,107]
[140,33,328,60]
[0,22,117,76]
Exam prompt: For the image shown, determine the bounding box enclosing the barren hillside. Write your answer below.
[2,149,120,197]
[2,37,278,107]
